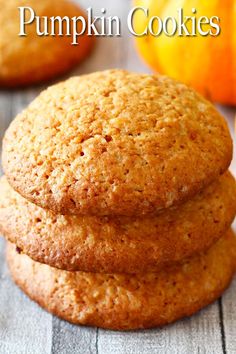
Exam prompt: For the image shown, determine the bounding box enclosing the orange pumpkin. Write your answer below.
[133,0,236,105]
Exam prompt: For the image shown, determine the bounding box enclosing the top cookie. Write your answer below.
[0,0,93,87]
[2,70,232,216]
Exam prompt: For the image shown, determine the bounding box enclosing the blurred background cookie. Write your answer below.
[0,0,94,88]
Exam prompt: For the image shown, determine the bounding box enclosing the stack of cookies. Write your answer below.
[1,70,236,330]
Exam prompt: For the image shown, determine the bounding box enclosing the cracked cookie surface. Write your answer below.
[2,70,232,215]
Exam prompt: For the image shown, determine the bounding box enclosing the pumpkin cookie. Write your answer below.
[0,0,94,87]
[0,172,235,273]
[7,230,236,330]
[2,70,232,215]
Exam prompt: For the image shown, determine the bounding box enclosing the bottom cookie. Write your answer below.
[7,230,236,331]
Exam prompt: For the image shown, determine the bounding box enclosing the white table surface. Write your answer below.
[0,1,235,353]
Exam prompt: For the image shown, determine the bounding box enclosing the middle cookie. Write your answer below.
[0,172,235,273]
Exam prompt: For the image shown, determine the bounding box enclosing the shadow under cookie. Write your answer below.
[6,229,236,330]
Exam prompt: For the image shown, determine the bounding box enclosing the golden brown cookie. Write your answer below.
[0,0,94,87]
[7,230,236,330]
[2,70,232,216]
[0,172,235,273]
